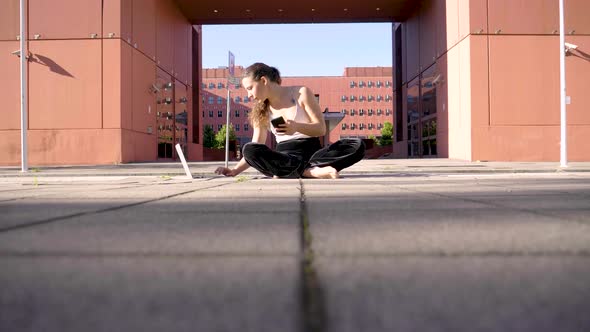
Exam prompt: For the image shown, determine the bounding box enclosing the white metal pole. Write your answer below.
[20,0,28,172]
[225,87,231,168]
[559,0,567,167]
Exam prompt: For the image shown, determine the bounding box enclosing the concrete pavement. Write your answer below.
[1,160,589,331]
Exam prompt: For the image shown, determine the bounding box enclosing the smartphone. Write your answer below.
[271,116,286,128]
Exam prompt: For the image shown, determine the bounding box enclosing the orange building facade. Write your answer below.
[0,0,203,165]
[1,0,589,165]
[202,66,395,146]
[395,0,590,161]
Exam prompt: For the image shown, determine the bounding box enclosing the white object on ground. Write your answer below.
[175,144,193,179]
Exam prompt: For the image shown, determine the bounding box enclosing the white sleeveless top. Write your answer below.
[270,102,312,143]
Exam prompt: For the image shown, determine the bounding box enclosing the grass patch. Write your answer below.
[236,175,249,183]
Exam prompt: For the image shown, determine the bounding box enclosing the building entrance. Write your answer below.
[156,71,188,160]
[407,65,438,158]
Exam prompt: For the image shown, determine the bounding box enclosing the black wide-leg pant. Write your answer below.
[242,137,365,178]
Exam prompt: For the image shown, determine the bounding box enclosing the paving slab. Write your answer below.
[313,256,590,332]
[0,256,300,332]
[0,178,303,255]
[0,179,229,231]
[304,175,590,255]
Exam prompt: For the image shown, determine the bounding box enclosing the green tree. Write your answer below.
[214,124,237,149]
[379,121,393,146]
[203,125,215,148]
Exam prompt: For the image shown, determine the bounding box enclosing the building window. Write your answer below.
[244,123,249,131]
[368,109,374,116]
[368,123,374,130]
[235,110,240,117]
[359,123,365,130]
[359,109,365,116]
[359,81,365,88]
[234,96,241,103]
[377,109,383,115]
[359,95,366,101]
[368,95,374,101]
[208,110,213,117]
[341,109,347,115]
[217,82,224,89]
[377,95,383,102]
[217,110,223,117]
[385,81,391,87]
[350,123,357,129]
[378,123,383,129]
[217,96,223,104]
[201,83,206,89]
[244,96,250,103]
[368,81,373,87]
[350,109,356,116]
[341,95,347,102]
[208,82,215,89]
[217,124,223,131]
[341,123,347,130]
[208,96,214,104]
[235,124,240,132]
[234,83,241,89]
[350,81,356,88]
[350,95,356,101]
[385,95,392,102]
[386,109,392,116]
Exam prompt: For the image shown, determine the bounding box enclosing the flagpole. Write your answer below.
[20,0,28,172]
[559,0,567,167]
[225,87,230,168]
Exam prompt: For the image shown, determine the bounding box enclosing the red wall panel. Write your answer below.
[488,36,559,126]
[0,0,19,41]
[103,39,133,130]
[29,40,102,129]
[156,0,175,74]
[405,14,420,81]
[132,49,156,134]
[173,5,189,84]
[419,0,436,71]
[103,0,133,43]
[0,41,20,130]
[29,0,102,39]
[488,0,558,35]
[132,0,156,60]
[565,0,590,35]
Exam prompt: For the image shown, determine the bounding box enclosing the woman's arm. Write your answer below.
[215,126,267,176]
[282,86,326,137]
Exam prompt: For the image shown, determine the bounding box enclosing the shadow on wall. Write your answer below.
[567,48,590,62]
[31,54,75,78]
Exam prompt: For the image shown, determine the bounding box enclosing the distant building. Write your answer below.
[201,66,395,148]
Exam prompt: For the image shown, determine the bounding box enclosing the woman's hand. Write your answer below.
[215,167,238,177]
[275,120,299,136]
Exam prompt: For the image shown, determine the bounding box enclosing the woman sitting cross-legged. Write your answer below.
[215,62,365,179]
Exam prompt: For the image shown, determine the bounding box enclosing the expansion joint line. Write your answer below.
[298,179,326,332]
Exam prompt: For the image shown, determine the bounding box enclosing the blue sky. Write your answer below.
[201,23,393,77]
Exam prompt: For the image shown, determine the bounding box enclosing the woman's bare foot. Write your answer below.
[303,166,339,179]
